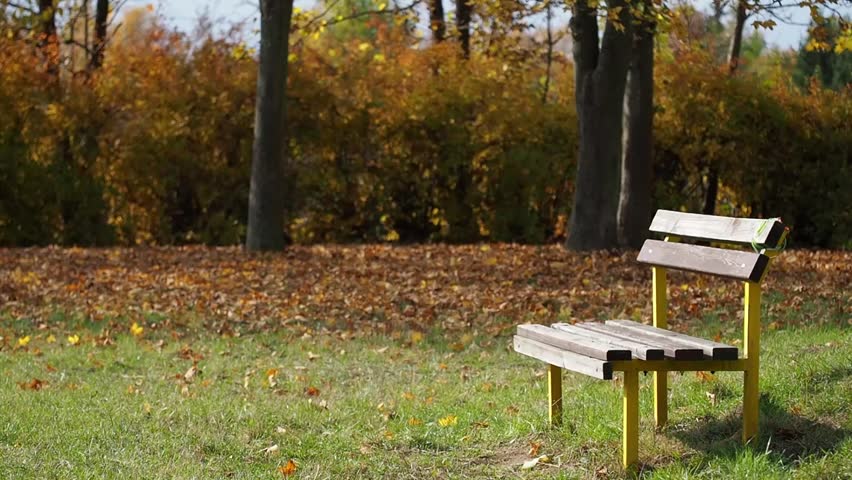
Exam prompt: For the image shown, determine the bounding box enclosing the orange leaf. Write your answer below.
[279,459,297,476]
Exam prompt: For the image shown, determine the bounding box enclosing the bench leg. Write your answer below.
[548,364,563,427]
[623,370,639,469]
[652,265,668,430]
[653,371,667,429]
[743,367,759,442]
[743,281,761,443]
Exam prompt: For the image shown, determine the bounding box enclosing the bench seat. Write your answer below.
[514,320,739,380]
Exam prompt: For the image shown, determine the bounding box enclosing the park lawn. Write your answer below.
[0,311,850,479]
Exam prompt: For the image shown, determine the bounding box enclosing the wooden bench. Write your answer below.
[514,210,789,469]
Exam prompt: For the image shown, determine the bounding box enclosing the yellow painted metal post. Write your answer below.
[623,370,639,469]
[743,281,761,443]
[548,364,563,427]
[652,265,668,429]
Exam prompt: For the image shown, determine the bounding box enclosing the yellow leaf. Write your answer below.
[46,335,56,343]
[408,417,422,426]
[18,336,31,347]
[373,53,386,63]
[67,334,80,346]
[410,331,424,344]
[130,322,144,337]
[438,414,457,427]
[288,53,298,63]
[358,42,371,52]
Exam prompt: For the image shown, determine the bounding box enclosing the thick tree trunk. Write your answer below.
[246,0,294,251]
[429,0,445,43]
[456,0,471,58]
[89,0,109,70]
[566,0,633,250]
[617,12,655,248]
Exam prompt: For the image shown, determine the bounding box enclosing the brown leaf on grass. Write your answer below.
[305,386,320,396]
[18,378,46,390]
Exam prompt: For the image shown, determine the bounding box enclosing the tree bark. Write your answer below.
[702,0,747,216]
[728,0,747,74]
[89,0,109,70]
[566,0,633,250]
[429,0,445,43]
[38,0,59,79]
[456,0,471,58]
[617,8,655,248]
[246,0,294,251]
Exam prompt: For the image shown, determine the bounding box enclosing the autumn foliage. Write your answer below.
[0,8,850,247]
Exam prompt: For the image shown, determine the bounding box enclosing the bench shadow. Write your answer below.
[670,391,850,467]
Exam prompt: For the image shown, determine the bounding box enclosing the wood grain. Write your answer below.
[513,335,614,380]
[574,322,704,360]
[517,324,632,360]
[607,320,739,360]
[551,323,664,360]
[637,240,769,282]
[649,210,785,247]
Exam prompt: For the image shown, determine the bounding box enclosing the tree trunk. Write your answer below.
[456,0,471,58]
[728,0,747,74]
[702,0,747,216]
[89,0,109,70]
[702,167,718,214]
[429,0,445,43]
[566,0,633,250]
[246,0,294,251]
[38,0,59,79]
[617,10,655,248]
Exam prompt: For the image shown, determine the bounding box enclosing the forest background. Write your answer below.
[0,0,850,249]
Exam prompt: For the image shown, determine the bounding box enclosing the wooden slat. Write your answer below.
[638,240,769,282]
[649,210,786,247]
[607,320,739,360]
[513,336,613,380]
[551,323,664,360]
[517,324,631,361]
[574,323,704,360]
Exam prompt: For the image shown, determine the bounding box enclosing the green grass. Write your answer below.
[0,318,850,479]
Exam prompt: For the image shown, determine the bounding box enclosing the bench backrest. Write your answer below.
[638,210,788,283]
[649,210,786,248]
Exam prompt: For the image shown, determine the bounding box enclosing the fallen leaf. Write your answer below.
[130,322,144,336]
[18,378,45,390]
[521,454,549,470]
[279,459,297,476]
[263,444,280,455]
[67,334,80,346]
[706,391,718,406]
[438,415,457,427]
[528,441,542,457]
[184,365,199,382]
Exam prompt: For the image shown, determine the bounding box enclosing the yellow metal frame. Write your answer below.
[548,364,563,427]
[545,230,787,470]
